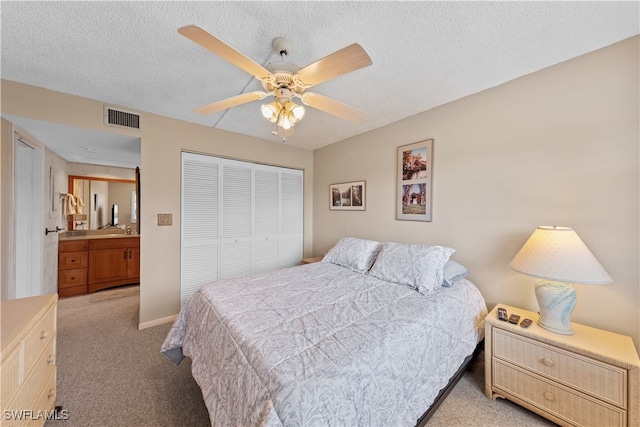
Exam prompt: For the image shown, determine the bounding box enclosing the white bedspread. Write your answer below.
[162,262,487,426]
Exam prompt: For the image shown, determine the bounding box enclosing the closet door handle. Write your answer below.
[124,250,127,260]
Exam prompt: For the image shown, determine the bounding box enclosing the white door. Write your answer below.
[220,160,253,279]
[181,153,221,306]
[14,137,43,298]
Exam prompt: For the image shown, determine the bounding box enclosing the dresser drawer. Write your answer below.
[493,328,626,407]
[58,268,87,288]
[1,341,24,405]
[6,337,56,412]
[32,368,57,424]
[58,251,88,270]
[1,295,57,427]
[493,359,626,427]
[23,305,56,373]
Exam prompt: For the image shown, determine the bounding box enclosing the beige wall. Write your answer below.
[313,36,639,350]
[1,80,314,327]
[68,163,136,180]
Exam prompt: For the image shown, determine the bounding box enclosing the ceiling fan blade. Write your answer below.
[301,92,366,123]
[194,91,268,115]
[178,25,271,80]
[296,43,372,87]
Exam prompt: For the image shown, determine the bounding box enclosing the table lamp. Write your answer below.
[509,226,612,335]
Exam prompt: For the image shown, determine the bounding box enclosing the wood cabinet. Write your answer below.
[88,237,140,293]
[57,240,88,298]
[57,236,140,296]
[485,304,640,427]
[1,294,58,427]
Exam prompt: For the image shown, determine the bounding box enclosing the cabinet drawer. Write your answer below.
[493,359,625,427]
[89,237,139,250]
[23,305,56,373]
[58,285,87,298]
[58,251,88,270]
[58,239,88,252]
[58,268,87,288]
[493,328,626,407]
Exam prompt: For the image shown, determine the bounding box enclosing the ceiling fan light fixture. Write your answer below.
[261,101,279,123]
[178,26,373,139]
[278,112,293,130]
[287,102,305,121]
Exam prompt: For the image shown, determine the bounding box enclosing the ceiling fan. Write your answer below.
[178,25,373,135]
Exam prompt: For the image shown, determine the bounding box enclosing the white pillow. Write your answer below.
[321,237,382,272]
[442,260,470,287]
[368,242,455,295]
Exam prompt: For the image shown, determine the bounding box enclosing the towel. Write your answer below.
[75,196,84,214]
[64,193,76,215]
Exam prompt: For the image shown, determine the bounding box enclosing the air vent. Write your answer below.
[104,106,142,131]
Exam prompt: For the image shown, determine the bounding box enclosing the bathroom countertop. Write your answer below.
[58,232,139,241]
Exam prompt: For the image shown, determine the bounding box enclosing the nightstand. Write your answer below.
[485,304,639,427]
[301,256,324,265]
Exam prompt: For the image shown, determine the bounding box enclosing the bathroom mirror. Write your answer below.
[67,173,139,233]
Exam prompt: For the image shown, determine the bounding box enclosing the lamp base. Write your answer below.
[535,280,576,335]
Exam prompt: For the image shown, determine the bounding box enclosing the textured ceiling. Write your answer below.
[1,1,638,166]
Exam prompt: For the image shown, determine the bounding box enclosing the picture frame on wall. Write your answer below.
[397,139,434,221]
[329,180,366,211]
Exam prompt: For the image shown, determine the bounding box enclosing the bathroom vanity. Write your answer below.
[58,231,139,297]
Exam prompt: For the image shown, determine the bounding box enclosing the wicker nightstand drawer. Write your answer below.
[493,359,625,427]
[493,328,626,407]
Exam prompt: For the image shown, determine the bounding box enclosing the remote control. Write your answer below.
[497,307,508,322]
[520,318,532,328]
[508,314,521,324]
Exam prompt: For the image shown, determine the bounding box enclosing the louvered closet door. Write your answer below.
[181,153,303,305]
[279,171,303,268]
[181,153,220,306]
[221,160,252,279]
[253,166,279,274]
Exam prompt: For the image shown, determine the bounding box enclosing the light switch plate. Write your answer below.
[157,213,172,226]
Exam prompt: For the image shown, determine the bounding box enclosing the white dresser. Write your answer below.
[1,294,58,427]
[485,304,639,427]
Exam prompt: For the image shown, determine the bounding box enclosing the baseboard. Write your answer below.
[138,314,177,330]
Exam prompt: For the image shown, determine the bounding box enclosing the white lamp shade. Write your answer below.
[510,226,612,285]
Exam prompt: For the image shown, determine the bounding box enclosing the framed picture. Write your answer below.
[329,180,366,211]
[397,139,434,221]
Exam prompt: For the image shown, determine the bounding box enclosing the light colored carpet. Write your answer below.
[47,288,556,427]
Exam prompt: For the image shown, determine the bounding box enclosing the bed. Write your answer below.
[162,237,487,426]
